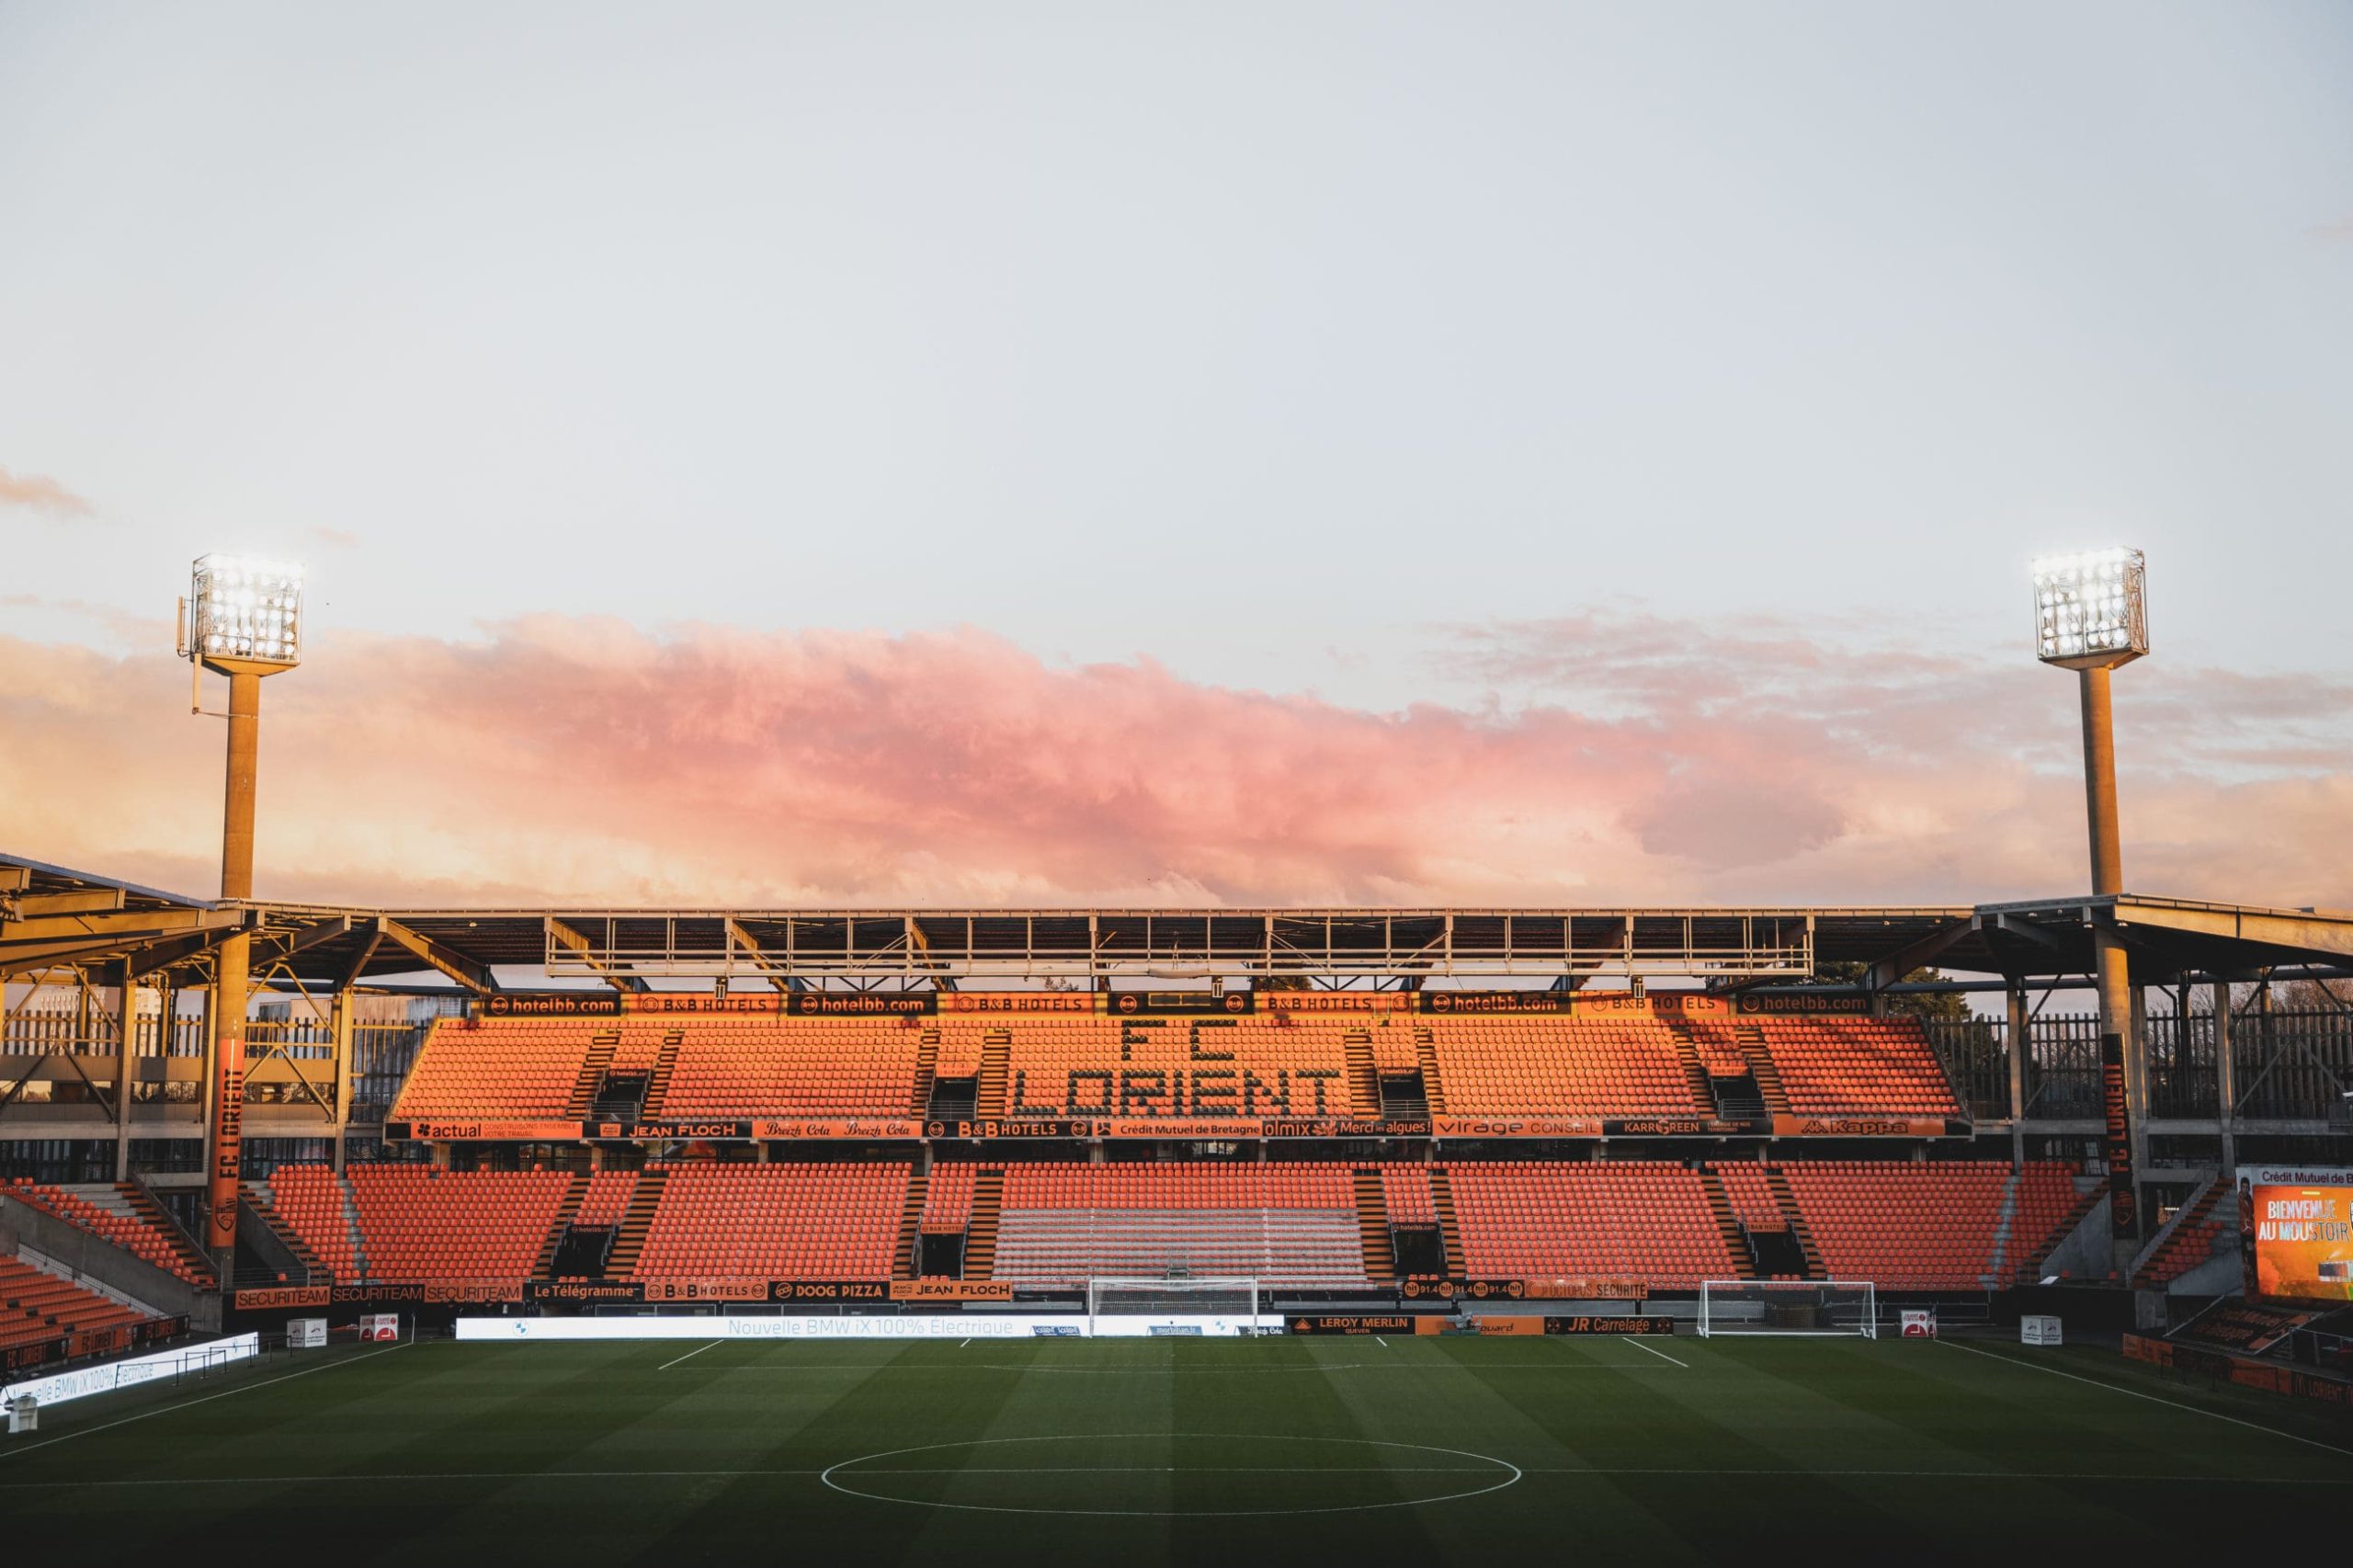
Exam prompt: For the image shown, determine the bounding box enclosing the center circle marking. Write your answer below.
[819,1432,1522,1517]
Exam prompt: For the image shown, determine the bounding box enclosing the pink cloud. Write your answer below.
[0,465,95,517]
[2,615,2347,912]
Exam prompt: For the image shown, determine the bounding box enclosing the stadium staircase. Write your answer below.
[337,1176,372,1279]
[1733,1026,1791,1114]
[603,1169,667,1278]
[974,1031,1011,1118]
[910,1027,940,1116]
[893,1171,928,1281]
[1760,1166,1825,1278]
[591,1069,650,1123]
[1351,1169,1396,1282]
[121,1181,215,1283]
[2132,1176,2229,1288]
[563,1033,620,1118]
[1427,1166,1468,1278]
[1662,1023,1717,1112]
[961,1170,1004,1278]
[1413,1029,1449,1115]
[1343,1031,1381,1117]
[1696,1169,1758,1280]
[639,1032,682,1119]
[239,1181,326,1285]
[533,1175,587,1278]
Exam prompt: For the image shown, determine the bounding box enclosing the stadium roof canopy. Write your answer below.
[4,853,2349,994]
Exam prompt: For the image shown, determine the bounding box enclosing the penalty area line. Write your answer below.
[1937,1338,2353,1460]
[1617,1335,1687,1368]
[656,1341,722,1371]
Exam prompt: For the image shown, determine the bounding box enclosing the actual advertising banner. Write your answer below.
[387,1119,586,1142]
[1768,1114,1966,1139]
[2238,1165,2353,1302]
[1733,992,1873,1017]
[1543,1315,1676,1335]
[1261,992,1412,1014]
[1286,1315,1418,1335]
[941,992,1095,1014]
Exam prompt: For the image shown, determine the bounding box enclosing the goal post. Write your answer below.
[1086,1277,1261,1335]
[1698,1280,1878,1338]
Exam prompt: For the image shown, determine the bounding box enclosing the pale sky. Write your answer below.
[4,3,2350,911]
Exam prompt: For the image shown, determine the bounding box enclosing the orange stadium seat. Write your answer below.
[631,1164,908,1280]
[0,1256,153,1352]
[1425,1019,1711,1119]
[1447,1162,1737,1288]
[992,1163,1368,1287]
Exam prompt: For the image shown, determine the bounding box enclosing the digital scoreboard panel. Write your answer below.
[2242,1165,2353,1302]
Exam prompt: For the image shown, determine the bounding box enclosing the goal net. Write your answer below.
[1697,1281,1878,1338]
[1086,1277,1261,1335]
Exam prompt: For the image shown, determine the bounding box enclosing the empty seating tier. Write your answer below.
[1427,1020,1710,1119]
[1732,1020,1961,1118]
[1776,1162,2018,1290]
[0,1256,149,1352]
[631,1164,908,1280]
[1447,1162,1741,1288]
[3,1180,212,1285]
[992,1019,1357,1119]
[347,1166,575,1284]
[993,1164,1368,1286]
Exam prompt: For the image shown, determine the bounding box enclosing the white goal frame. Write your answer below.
[1086,1277,1261,1335]
[1697,1280,1878,1338]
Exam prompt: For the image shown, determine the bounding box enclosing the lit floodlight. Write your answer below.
[189,554,305,668]
[2029,547,2146,669]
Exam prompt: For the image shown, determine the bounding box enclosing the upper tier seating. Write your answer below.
[3,1180,212,1285]
[347,1166,574,1284]
[1730,1020,1961,1118]
[1448,1162,1740,1288]
[1775,1161,2063,1290]
[0,1255,150,1351]
[995,1019,1358,1119]
[1427,1020,1710,1119]
[663,1020,922,1119]
[391,1019,595,1121]
[993,1164,1367,1286]
[631,1164,907,1280]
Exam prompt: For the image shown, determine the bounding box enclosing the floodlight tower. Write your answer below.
[182,555,305,1264]
[2030,548,2148,1244]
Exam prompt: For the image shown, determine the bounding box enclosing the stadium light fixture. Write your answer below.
[189,554,305,668]
[2029,547,2148,1256]
[2030,548,2146,669]
[181,551,306,1270]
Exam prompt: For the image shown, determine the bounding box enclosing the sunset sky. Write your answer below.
[5,4,2349,911]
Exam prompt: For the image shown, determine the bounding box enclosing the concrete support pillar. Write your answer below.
[113,960,137,1182]
[331,988,354,1174]
[2006,983,2029,1170]
[2211,981,2236,1176]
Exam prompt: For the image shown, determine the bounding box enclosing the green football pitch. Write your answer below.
[4,1333,2347,1564]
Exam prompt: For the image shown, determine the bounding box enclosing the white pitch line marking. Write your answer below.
[0,1341,411,1461]
[1938,1339,2353,1460]
[656,1341,722,1371]
[1620,1335,1688,1369]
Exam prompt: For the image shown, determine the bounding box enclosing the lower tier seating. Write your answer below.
[631,1164,907,1280]
[3,1179,213,1285]
[1449,1162,1741,1289]
[0,1255,149,1351]
[993,1165,1367,1287]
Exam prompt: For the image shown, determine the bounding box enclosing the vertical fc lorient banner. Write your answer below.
[2102,1031,2137,1240]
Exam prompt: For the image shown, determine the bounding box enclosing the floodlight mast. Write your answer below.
[2029,548,2148,1256]
[184,555,305,1267]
